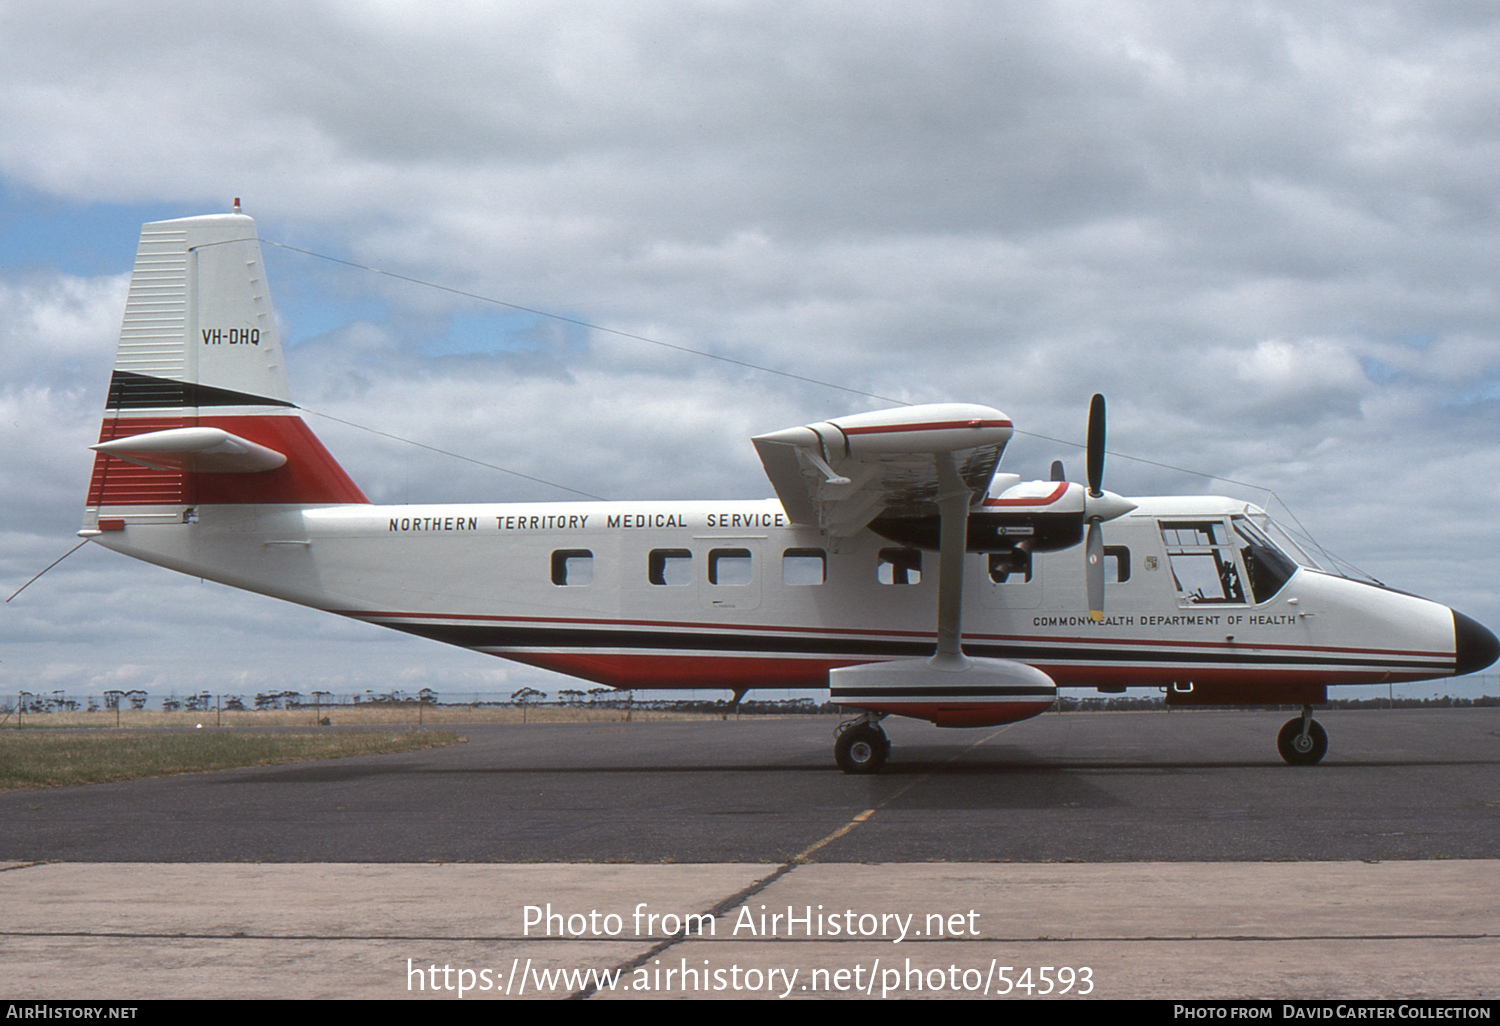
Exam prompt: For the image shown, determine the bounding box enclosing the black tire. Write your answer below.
[835,724,889,774]
[1277,717,1328,766]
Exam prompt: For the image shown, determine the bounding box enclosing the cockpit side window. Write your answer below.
[1159,520,1248,605]
[1231,516,1298,603]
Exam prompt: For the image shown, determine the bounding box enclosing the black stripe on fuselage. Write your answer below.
[362,619,1454,673]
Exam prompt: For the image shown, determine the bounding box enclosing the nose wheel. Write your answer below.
[1276,708,1328,765]
[835,718,890,774]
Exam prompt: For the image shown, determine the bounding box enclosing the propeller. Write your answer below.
[999,394,1132,620]
[1086,392,1106,499]
[1084,394,1108,622]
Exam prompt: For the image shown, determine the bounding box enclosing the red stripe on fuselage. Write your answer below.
[487,648,1436,694]
[503,651,860,689]
[336,610,1449,662]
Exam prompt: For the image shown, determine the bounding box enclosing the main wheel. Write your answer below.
[1276,717,1328,766]
[835,724,889,774]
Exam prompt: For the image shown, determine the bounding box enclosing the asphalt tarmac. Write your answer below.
[4,708,1497,863]
[3,707,1497,1000]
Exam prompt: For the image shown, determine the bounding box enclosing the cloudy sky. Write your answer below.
[3,0,1497,705]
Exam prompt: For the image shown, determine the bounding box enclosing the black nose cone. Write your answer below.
[1453,610,1500,676]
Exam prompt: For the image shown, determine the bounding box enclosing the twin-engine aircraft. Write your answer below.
[79,212,1500,771]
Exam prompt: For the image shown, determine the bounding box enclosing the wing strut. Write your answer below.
[931,451,971,669]
[754,402,1062,768]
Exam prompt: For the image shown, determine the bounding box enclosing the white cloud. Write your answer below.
[0,271,126,375]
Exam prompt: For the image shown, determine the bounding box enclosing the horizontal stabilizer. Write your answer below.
[90,426,287,473]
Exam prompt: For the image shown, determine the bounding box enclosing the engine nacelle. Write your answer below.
[870,479,1133,553]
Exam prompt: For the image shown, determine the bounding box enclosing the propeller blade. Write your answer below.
[1086,393,1106,496]
[1050,459,1066,482]
[1086,520,1105,622]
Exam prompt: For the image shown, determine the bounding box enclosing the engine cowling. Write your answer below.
[869,478,1133,553]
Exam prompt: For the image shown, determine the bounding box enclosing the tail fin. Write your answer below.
[83,213,367,529]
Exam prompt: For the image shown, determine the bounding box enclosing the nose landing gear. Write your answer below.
[1277,706,1328,765]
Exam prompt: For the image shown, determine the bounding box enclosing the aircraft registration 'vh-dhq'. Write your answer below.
[79,211,1500,772]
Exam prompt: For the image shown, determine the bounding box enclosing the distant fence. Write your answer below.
[0,689,832,718]
[3,679,1497,722]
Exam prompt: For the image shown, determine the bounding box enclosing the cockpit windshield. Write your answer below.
[1230,514,1304,603]
[1239,513,1332,572]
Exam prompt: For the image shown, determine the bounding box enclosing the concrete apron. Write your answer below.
[2,860,1494,1000]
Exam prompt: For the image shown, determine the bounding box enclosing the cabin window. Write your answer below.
[988,549,1031,583]
[878,547,922,585]
[648,548,693,586]
[708,548,753,586]
[551,549,594,586]
[782,548,827,585]
[1159,521,1247,604]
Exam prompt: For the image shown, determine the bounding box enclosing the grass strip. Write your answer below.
[0,729,464,790]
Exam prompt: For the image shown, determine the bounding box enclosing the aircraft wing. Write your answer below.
[752,404,1013,537]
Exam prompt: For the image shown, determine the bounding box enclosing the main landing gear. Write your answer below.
[835,713,890,774]
[1276,705,1328,766]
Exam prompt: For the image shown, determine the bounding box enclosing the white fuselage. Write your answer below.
[92,493,1463,696]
